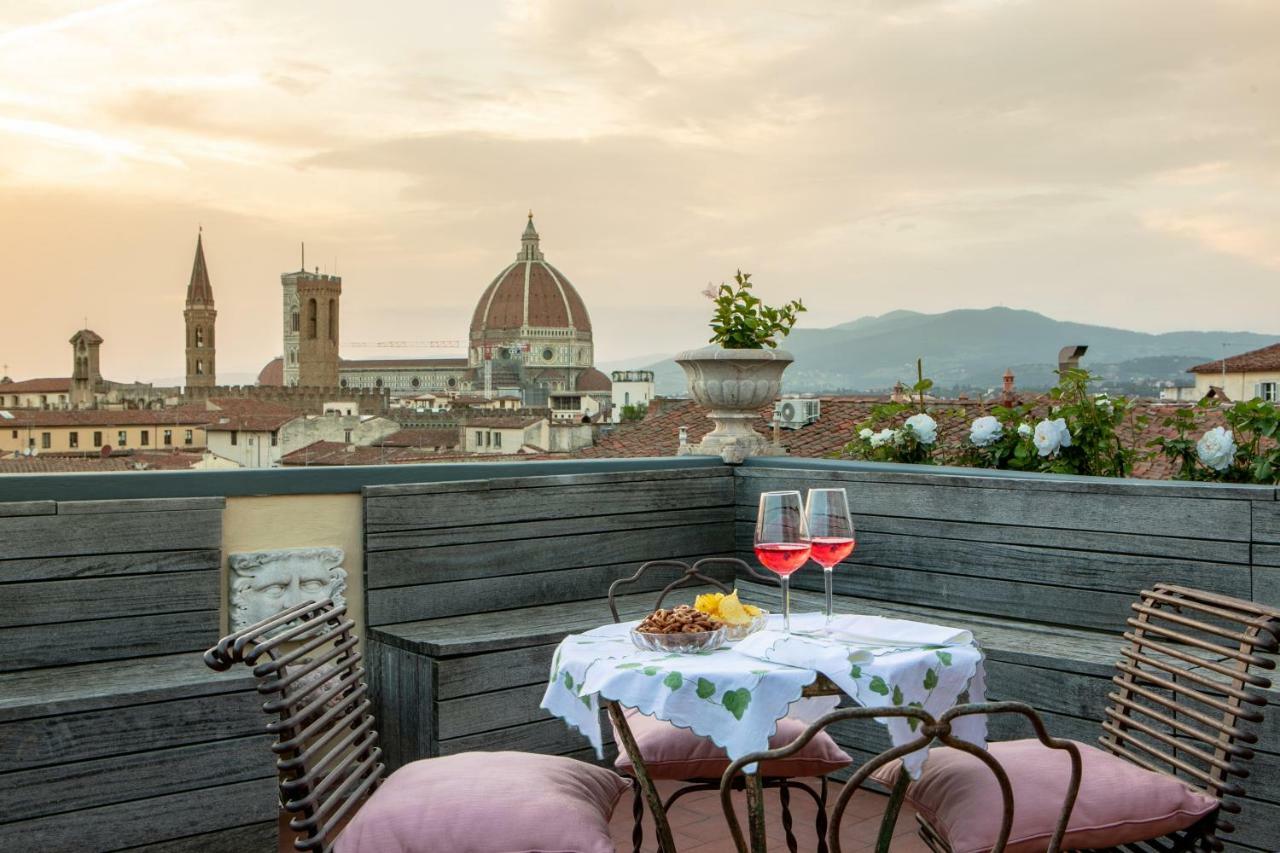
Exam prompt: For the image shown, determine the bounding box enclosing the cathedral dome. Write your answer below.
[470,215,592,338]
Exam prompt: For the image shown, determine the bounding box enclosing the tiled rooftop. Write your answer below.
[1189,342,1280,374]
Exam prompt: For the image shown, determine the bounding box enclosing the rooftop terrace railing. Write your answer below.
[1,455,1278,852]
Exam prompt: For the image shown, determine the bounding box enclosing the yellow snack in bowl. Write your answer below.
[716,591,752,626]
[743,604,763,617]
[694,592,725,615]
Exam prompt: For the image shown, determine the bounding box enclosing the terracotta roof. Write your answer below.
[375,428,461,448]
[470,218,591,335]
[573,396,1222,480]
[340,357,469,369]
[0,449,207,473]
[200,398,298,432]
[186,232,214,307]
[257,357,284,386]
[0,407,212,427]
[1189,343,1280,374]
[464,415,543,429]
[280,441,445,466]
[0,377,72,394]
[576,367,612,392]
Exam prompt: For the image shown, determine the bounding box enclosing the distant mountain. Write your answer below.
[642,307,1276,395]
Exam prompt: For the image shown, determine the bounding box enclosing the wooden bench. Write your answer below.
[363,467,737,770]
[0,498,277,853]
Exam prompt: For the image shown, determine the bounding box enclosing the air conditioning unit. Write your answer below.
[773,396,820,429]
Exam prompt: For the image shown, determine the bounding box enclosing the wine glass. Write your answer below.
[805,488,856,624]
[754,490,811,635]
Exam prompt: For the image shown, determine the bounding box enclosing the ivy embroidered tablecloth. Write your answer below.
[541,611,987,777]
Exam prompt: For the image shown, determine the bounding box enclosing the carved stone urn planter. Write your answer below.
[675,346,792,463]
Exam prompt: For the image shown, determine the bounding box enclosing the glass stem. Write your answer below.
[782,575,791,635]
[824,567,834,623]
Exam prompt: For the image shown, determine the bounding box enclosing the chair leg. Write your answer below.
[631,778,644,853]
[779,779,798,853]
[816,776,830,853]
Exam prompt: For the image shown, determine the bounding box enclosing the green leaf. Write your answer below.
[935,651,952,666]
[580,694,592,708]
[641,666,661,676]
[562,671,573,690]
[663,671,684,690]
[892,685,904,705]
[923,668,938,690]
[721,688,752,720]
[696,677,717,699]
[869,676,890,696]
[616,662,643,669]
[849,664,862,680]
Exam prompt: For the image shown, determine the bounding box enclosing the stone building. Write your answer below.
[183,232,217,389]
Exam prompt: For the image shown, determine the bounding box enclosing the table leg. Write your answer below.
[745,771,768,853]
[607,700,677,853]
[874,767,910,853]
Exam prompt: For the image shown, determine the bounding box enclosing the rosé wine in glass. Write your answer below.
[804,489,855,624]
[754,491,810,634]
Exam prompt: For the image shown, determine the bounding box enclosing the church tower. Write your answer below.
[295,269,342,387]
[69,328,104,408]
[184,231,217,389]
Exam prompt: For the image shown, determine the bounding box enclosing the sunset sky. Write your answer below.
[1,0,1277,383]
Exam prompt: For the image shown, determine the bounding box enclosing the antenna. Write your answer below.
[301,242,306,271]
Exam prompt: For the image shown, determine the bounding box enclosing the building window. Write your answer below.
[328,298,337,342]
[164,429,173,446]
[271,432,278,447]
[41,432,51,449]
[196,359,204,375]
[195,327,205,348]
[118,430,127,447]
[1261,382,1278,402]
[340,378,348,387]
[375,378,383,388]
[411,377,421,388]
[141,430,149,446]
[10,429,16,439]
[92,431,103,447]
[307,298,318,339]
[184,430,194,446]
[230,431,238,446]
[344,429,353,443]
[474,430,482,446]
[494,432,502,449]
[69,431,78,448]
[291,312,300,332]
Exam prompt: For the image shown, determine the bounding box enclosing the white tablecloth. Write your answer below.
[541,611,987,777]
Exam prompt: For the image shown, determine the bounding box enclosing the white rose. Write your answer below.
[1094,393,1114,414]
[1196,427,1236,472]
[870,428,897,448]
[969,416,1003,447]
[1017,422,1033,438]
[859,428,874,440]
[1033,418,1072,457]
[904,413,938,445]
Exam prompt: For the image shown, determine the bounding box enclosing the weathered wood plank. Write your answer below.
[0,509,222,559]
[734,524,1249,600]
[731,504,1252,565]
[367,522,731,590]
[0,690,265,772]
[0,610,221,672]
[367,563,726,635]
[0,735,273,822]
[122,821,277,853]
[435,642,560,700]
[364,465,729,500]
[0,549,222,584]
[437,683,551,740]
[0,776,277,853]
[57,497,225,515]
[0,571,219,628]
[367,638,434,772]
[0,654,253,722]
[1253,502,1280,544]
[0,500,55,517]
[365,472,733,534]
[368,506,733,554]
[735,473,1250,540]
[437,716,611,757]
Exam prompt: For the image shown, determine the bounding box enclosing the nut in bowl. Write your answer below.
[632,605,726,653]
[694,590,769,642]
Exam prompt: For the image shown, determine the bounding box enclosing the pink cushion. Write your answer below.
[613,707,852,779]
[871,739,1218,853]
[334,751,628,853]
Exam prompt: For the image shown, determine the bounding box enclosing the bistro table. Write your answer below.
[542,610,988,852]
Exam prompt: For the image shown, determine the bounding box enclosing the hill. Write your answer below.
[641,307,1275,395]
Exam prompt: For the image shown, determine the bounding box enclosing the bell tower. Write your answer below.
[69,328,104,408]
[184,230,217,389]
[295,269,342,387]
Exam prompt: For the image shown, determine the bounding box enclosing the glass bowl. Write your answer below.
[721,611,770,642]
[631,626,727,654]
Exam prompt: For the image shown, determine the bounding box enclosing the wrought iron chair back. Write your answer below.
[719,702,1083,853]
[607,557,779,623]
[204,598,381,853]
[1100,583,1280,848]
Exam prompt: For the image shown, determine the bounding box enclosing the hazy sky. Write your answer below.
[1,1,1277,383]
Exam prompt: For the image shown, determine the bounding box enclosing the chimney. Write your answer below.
[1001,368,1016,406]
[1058,345,1088,374]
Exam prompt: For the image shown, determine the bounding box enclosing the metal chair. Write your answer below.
[607,557,851,853]
[908,584,1280,853]
[719,702,1083,853]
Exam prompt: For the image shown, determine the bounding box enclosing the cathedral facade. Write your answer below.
[256,215,611,409]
